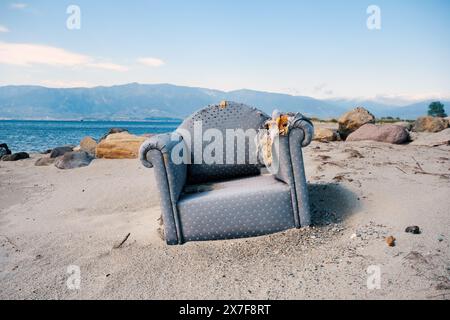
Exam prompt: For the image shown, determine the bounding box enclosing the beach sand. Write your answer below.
[1,133,449,299]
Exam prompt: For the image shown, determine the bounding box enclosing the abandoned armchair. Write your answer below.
[139,102,314,245]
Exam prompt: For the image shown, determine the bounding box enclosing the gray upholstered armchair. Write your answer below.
[139,102,314,245]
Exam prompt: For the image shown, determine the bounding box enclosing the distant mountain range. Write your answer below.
[0,83,447,120]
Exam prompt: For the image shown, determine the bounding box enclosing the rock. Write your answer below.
[80,136,97,155]
[338,107,376,139]
[96,132,146,159]
[409,128,450,147]
[50,146,74,158]
[0,143,12,157]
[346,124,409,144]
[385,236,396,247]
[314,128,339,142]
[393,121,413,131]
[54,151,93,169]
[1,152,29,161]
[99,128,129,142]
[35,157,56,166]
[405,226,421,234]
[413,116,449,133]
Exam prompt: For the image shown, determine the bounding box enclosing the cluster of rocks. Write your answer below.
[313,106,450,145]
[33,128,149,170]
[0,143,30,162]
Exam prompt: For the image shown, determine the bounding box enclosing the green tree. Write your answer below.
[427,101,447,117]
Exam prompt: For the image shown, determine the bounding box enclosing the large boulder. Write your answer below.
[409,128,450,147]
[338,107,375,139]
[346,124,409,144]
[313,128,339,142]
[54,151,94,169]
[99,128,129,142]
[80,136,97,155]
[50,146,74,158]
[0,143,12,157]
[1,152,30,161]
[96,132,146,159]
[413,116,449,133]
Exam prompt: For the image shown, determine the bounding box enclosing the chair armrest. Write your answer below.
[274,113,313,227]
[287,113,314,147]
[139,132,187,244]
[139,132,185,168]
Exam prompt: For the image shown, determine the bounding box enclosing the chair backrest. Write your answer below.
[178,101,270,183]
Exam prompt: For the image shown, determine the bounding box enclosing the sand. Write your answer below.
[0,132,449,299]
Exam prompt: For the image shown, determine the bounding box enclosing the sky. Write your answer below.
[0,0,449,103]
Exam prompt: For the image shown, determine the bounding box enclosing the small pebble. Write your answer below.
[386,236,396,247]
[405,226,421,234]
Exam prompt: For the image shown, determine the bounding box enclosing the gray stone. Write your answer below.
[1,152,30,161]
[50,146,74,158]
[405,226,421,234]
[0,143,12,157]
[54,151,94,169]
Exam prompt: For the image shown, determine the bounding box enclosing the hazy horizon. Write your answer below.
[1,81,449,107]
[1,0,450,104]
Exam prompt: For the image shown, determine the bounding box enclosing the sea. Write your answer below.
[0,119,182,153]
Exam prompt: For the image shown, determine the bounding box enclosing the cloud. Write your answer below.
[0,42,90,66]
[313,83,333,96]
[137,57,165,67]
[313,83,327,92]
[328,93,450,106]
[10,3,27,9]
[372,93,450,105]
[0,25,10,33]
[0,42,128,71]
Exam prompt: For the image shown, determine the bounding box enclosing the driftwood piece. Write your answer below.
[113,233,131,249]
[411,156,450,178]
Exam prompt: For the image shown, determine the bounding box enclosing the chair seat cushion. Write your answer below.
[177,174,295,242]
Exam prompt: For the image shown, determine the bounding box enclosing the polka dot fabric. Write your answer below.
[177,175,295,242]
[178,101,270,183]
[140,103,314,245]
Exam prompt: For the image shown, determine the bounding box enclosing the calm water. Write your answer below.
[0,120,182,153]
